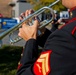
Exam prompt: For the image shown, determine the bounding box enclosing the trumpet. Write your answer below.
[0,0,60,44]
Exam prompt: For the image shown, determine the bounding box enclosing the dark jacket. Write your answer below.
[17,6,76,75]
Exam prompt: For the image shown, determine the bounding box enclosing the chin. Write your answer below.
[64,5,74,9]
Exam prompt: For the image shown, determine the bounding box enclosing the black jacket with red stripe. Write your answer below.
[17,6,76,75]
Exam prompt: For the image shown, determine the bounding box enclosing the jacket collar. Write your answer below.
[69,6,76,19]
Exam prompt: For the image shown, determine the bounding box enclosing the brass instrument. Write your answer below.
[0,0,60,44]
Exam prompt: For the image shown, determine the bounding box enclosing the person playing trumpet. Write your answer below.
[17,0,76,75]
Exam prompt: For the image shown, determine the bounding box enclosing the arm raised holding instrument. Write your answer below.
[17,9,41,75]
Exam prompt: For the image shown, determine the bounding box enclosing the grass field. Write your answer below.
[0,45,23,75]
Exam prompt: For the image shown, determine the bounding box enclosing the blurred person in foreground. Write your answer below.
[17,0,76,75]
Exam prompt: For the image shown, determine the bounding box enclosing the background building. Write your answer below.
[0,0,32,18]
[0,0,12,17]
[12,0,33,18]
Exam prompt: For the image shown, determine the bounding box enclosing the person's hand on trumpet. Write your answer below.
[18,9,40,41]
